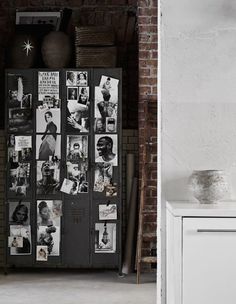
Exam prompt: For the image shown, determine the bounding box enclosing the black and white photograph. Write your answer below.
[77,71,88,86]
[9,108,32,133]
[94,163,113,192]
[37,97,61,110]
[67,162,88,193]
[78,87,89,104]
[9,163,30,197]
[37,160,60,195]
[36,108,61,133]
[106,117,117,133]
[10,225,31,255]
[67,87,78,101]
[8,75,32,109]
[67,100,89,133]
[8,135,32,163]
[105,183,118,197]
[8,236,23,248]
[94,118,105,133]
[38,71,59,101]
[95,223,116,253]
[37,200,61,227]
[36,134,61,161]
[66,71,77,86]
[99,75,119,94]
[94,86,118,119]
[99,204,117,220]
[67,135,88,162]
[36,245,48,261]
[37,225,60,256]
[95,134,118,166]
[9,201,30,225]
[61,177,88,195]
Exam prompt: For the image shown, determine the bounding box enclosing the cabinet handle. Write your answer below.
[197,229,236,233]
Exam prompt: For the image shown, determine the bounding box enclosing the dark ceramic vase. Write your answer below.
[9,33,37,68]
[41,31,72,68]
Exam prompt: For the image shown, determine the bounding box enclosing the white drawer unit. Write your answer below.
[166,201,236,304]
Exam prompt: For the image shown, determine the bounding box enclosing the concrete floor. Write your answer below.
[0,270,156,304]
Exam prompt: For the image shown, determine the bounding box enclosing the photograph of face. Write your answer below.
[77,71,88,86]
[106,117,117,133]
[95,223,116,253]
[36,108,60,133]
[67,100,89,132]
[10,225,31,255]
[66,162,88,194]
[9,108,32,133]
[94,118,105,133]
[8,76,32,109]
[94,163,113,192]
[36,245,48,261]
[9,163,30,197]
[36,160,60,195]
[36,134,61,161]
[94,86,118,119]
[95,134,118,166]
[66,71,77,86]
[37,225,60,256]
[37,200,61,227]
[38,71,59,101]
[78,87,89,105]
[99,204,117,220]
[67,87,78,101]
[9,201,30,225]
[67,135,88,162]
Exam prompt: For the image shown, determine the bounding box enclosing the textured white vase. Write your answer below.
[188,170,229,204]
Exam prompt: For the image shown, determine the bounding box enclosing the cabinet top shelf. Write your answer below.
[166,201,236,217]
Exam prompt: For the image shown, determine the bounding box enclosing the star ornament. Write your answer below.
[22,40,34,56]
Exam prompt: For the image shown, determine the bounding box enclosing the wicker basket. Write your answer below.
[76,46,117,68]
[75,26,115,46]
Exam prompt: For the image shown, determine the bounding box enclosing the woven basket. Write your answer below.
[75,26,115,46]
[76,46,117,68]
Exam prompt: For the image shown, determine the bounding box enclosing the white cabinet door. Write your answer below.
[183,217,236,304]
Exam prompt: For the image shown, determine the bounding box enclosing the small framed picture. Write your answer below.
[66,71,77,86]
[95,223,116,253]
[36,245,48,261]
[77,71,88,86]
[67,87,78,101]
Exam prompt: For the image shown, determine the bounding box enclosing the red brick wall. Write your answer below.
[138,0,157,264]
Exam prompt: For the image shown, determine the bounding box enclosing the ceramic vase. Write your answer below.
[41,31,71,68]
[188,170,229,204]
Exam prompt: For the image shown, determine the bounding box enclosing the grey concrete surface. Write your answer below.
[0,270,156,304]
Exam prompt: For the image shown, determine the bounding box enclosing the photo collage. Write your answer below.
[6,70,120,261]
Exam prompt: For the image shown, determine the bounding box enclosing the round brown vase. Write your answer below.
[9,33,37,68]
[41,31,72,68]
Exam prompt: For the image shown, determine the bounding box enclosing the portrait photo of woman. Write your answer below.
[77,71,88,86]
[9,201,30,226]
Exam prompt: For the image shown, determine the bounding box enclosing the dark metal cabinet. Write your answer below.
[5,68,122,272]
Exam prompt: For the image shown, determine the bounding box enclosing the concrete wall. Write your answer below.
[161,0,236,301]
[162,0,236,201]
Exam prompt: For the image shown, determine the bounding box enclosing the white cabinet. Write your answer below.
[166,201,236,304]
